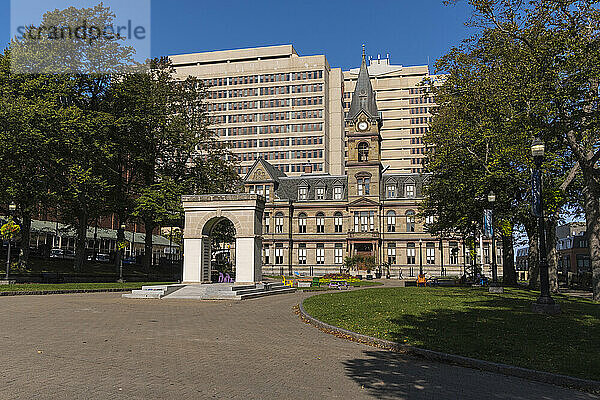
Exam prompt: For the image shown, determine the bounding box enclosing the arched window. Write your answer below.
[386,210,396,232]
[316,212,325,233]
[358,142,369,162]
[275,212,284,233]
[298,213,307,233]
[406,210,415,232]
[334,212,343,233]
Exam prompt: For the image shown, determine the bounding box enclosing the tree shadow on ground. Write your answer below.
[342,350,598,400]
[382,291,600,381]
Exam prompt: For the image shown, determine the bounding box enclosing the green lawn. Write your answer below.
[0,282,175,292]
[303,287,600,381]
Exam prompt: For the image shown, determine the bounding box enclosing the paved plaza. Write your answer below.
[1,289,597,399]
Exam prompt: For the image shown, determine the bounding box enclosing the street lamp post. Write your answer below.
[5,202,16,279]
[118,223,126,283]
[487,192,503,293]
[419,238,423,276]
[530,137,560,314]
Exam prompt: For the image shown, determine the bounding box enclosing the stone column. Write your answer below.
[235,236,262,284]
[183,236,211,283]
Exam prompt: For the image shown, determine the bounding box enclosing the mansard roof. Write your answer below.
[347,46,380,122]
[275,174,348,201]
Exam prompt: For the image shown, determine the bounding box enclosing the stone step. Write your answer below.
[238,287,296,300]
[123,289,162,299]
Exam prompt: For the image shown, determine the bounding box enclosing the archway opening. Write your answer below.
[203,217,236,282]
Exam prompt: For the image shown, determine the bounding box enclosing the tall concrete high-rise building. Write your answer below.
[343,55,437,174]
[170,45,345,177]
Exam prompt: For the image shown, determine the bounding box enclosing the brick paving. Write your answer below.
[1,289,597,399]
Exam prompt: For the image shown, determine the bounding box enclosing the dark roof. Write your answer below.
[244,158,287,182]
[347,46,380,121]
[275,175,348,201]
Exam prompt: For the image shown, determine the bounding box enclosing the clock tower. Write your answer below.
[346,45,383,202]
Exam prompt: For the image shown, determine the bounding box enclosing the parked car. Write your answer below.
[122,256,137,265]
[50,248,64,258]
[87,253,110,262]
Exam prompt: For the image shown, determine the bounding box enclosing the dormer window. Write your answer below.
[405,183,415,198]
[316,187,325,200]
[386,184,397,198]
[358,142,369,162]
[333,186,343,200]
[298,186,308,200]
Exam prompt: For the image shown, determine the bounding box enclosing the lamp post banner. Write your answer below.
[483,209,493,238]
[532,169,542,217]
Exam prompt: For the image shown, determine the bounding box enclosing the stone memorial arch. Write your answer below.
[182,194,265,285]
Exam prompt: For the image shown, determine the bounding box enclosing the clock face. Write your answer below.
[358,121,368,131]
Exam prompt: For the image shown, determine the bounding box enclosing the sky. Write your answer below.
[0,0,474,71]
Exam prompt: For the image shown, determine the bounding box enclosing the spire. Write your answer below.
[347,45,379,122]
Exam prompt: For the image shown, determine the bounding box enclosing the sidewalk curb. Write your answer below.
[0,287,139,296]
[298,298,600,394]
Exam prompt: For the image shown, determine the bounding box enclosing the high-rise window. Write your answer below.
[407,243,416,264]
[387,242,396,265]
[334,243,343,264]
[298,213,307,233]
[275,212,284,233]
[334,212,343,233]
[426,242,435,264]
[275,243,284,264]
[316,212,325,233]
[298,243,307,265]
[316,243,325,265]
[406,210,416,232]
[386,211,396,232]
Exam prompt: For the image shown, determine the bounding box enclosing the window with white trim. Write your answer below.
[406,210,415,232]
[298,243,307,264]
[334,243,343,264]
[333,186,343,200]
[316,187,325,200]
[386,211,396,232]
[264,212,270,234]
[387,242,396,265]
[263,245,270,264]
[275,212,284,233]
[426,242,435,264]
[405,184,415,198]
[275,243,284,264]
[334,212,343,233]
[357,177,370,195]
[298,213,307,233]
[407,243,416,264]
[298,186,308,200]
[316,243,325,265]
[316,212,325,233]
[387,184,397,198]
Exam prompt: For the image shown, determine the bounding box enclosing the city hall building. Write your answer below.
[241,51,502,278]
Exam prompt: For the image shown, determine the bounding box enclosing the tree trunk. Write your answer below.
[526,223,540,290]
[546,216,559,293]
[143,218,155,276]
[582,170,600,301]
[19,209,32,267]
[73,209,88,272]
[501,230,517,286]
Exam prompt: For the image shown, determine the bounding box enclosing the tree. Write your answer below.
[7,4,137,272]
[111,57,239,272]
